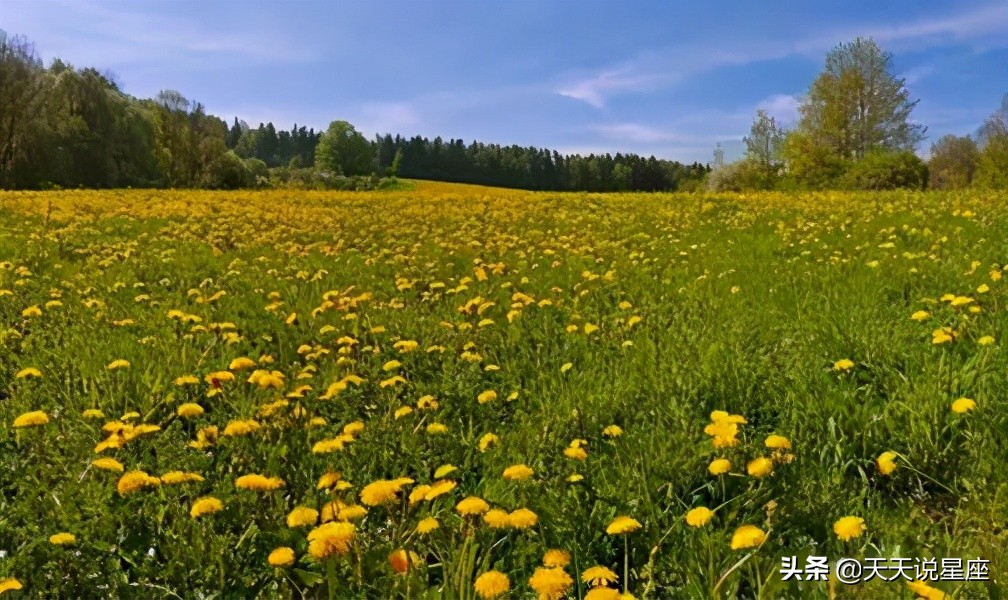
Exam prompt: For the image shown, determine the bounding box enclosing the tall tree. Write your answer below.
[0,34,45,185]
[315,120,373,176]
[974,107,1008,189]
[744,109,785,168]
[795,37,925,160]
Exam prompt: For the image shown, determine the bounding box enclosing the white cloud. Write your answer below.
[554,2,1008,109]
[757,94,801,125]
[5,0,316,70]
[558,70,674,108]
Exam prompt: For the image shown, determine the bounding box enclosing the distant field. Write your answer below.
[0,181,1005,599]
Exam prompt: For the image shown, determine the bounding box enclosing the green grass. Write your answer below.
[0,183,1004,599]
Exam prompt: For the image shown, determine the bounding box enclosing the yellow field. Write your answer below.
[0,181,1004,599]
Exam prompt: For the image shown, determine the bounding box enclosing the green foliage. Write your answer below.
[315,120,374,177]
[974,114,1008,189]
[782,131,850,190]
[200,150,254,190]
[841,150,927,191]
[928,135,979,190]
[706,159,777,192]
[744,109,786,168]
[797,37,925,160]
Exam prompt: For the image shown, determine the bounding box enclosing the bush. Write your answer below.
[706,159,777,192]
[841,150,927,190]
[200,151,254,189]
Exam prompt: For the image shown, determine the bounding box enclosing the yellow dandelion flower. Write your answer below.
[483,508,510,529]
[416,517,440,534]
[907,580,946,600]
[388,549,422,574]
[910,310,929,321]
[730,525,767,549]
[247,369,285,389]
[603,424,623,438]
[585,589,622,600]
[564,446,588,461]
[478,432,499,451]
[747,456,774,478]
[832,359,854,372]
[223,419,261,436]
[932,327,954,345]
[508,508,538,529]
[477,390,497,404]
[529,567,573,600]
[434,464,457,479]
[978,335,995,346]
[685,507,714,528]
[307,521,355,559]
[174,374,200,386]
[117,470,160,495]
[606,516,641,535]
[13,410,49,428]
[426,422,448,434]
[502,463,534,481]
[159,471,204,485]
[268,547,295,567]
[106,359,130,370]
[287,506,319,528]
[22,305,42,317]
[0,578,23,593]
[417,394,439,410]
[474,570,510,599]
[877,451,898,475]
[360,478,410,506]
[49,532,76,546]
[424,478,457,500]
[456,496,490,516]
[176,403,204,418]
[229,357,256,371]
[708,458,731,475]
[833,516,866,541]
[15,367,42,379]
[235,474,284,491]
[343,421,365,436]
[82,408,104,419]
[316,471,342,490]
[93,457,124,472]
[951,397,976,414]
[581,565,619,587]
[542,549,571,568]
[764,434,792,450]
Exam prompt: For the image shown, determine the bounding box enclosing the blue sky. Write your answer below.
[3,0,1007,162]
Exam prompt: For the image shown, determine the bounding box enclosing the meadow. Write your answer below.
[0,181,1005,599]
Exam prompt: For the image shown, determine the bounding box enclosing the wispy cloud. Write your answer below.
[7,0,316,69]
[558,70,674,108]
[757,94,801,125]
[555,2,1008,109]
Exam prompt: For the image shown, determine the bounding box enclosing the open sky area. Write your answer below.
[3,0,1007,163]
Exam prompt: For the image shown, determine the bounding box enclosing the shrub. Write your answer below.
[842,150,927,190]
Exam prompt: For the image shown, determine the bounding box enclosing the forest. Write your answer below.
[0,31,708,192]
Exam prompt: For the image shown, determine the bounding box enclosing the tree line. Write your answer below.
[710,37,1008,191]
[2,30,1004,192]
[0,31,708,192]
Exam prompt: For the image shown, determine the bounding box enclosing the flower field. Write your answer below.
[0,181,1005,598]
